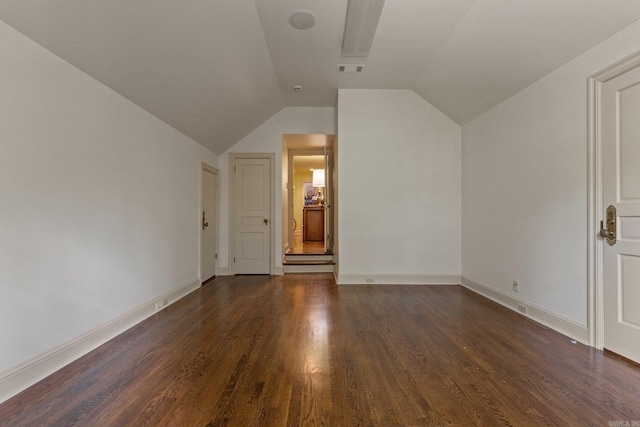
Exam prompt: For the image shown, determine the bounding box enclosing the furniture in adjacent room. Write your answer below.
[303,206,324,242]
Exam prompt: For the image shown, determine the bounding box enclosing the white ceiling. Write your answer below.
[1,1,639,154]
[293,155,325,172]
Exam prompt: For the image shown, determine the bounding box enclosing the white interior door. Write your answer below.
[201,166,218,282]
[602,65,640,363]
[323,148,331,254]
[233,156,271,274]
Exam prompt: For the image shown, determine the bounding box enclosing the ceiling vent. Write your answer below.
[338,64,365,73]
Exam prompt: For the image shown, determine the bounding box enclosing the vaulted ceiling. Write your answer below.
[1,1,639,154]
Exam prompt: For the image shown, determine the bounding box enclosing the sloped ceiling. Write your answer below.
[1,1,640,154]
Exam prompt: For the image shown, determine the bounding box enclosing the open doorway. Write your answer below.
[282,134,335,261]
[290,153,328,254]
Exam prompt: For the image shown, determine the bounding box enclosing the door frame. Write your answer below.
[288,149,316,251]
[587,50,640,350]
[200,163,219,282]
[287,149,333,252]
[229,153,275,275]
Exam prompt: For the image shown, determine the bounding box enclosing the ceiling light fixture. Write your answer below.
[289,10,316,30]
[341,0,385,57]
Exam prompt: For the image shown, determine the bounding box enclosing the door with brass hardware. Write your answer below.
[599,205,616,246]
[233,156,271,274]
[602,65,640,363]
[201,167,218,282]
[202,210,209,230]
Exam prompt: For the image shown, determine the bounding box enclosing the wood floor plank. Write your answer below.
[1,274,640,426]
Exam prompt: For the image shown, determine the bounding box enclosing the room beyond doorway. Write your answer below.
[290,153,327,254]
[288,233,325,254]
[282,134,335,273]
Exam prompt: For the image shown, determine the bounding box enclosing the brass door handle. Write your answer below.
[600,205,617,246]
[264,218,268,225]
[599,224,613,238]
[203,211,209,230]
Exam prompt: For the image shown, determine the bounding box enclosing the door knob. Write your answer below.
[202,211,209,230]
[599,223,612,238]
[264,218,268,225]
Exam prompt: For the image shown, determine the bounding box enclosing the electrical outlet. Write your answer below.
[512,280,519,292]
[155,298,169,312]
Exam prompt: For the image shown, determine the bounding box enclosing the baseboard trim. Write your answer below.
[461,276,588,344]
[283,264,335,274]
[0,279,200,404]
[217,267,230,276]
[337,274,460,285]
[272,266,284,276]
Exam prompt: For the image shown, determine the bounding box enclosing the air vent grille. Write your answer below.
[338,64,365,73]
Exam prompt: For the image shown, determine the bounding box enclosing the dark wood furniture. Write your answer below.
[303,206,324,242]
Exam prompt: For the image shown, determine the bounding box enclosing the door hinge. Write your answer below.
[215,253,218,260]
[234,165,236,172]
[233,257,236,263]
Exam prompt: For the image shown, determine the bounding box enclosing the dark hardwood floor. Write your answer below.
[286,233,325,254]
[1,274,640,426]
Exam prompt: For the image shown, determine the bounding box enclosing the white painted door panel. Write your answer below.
[234,157,271,274]
[201,167,217,282]
[323,148,330,254]
[602,65,640,363]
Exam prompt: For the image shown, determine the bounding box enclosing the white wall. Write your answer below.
[0,20,218,392]
[462,21,640,327]
[337,90,461,284]
[218,107,336,274]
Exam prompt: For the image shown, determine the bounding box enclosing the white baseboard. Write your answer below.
[461,276,588,344]
[0,279,201,404]
[337,274,460,285]
[283,264,335,274]
[213,267,279,276]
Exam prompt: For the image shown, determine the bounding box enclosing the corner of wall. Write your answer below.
[461,276,588,344]
[0,279,200,404]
